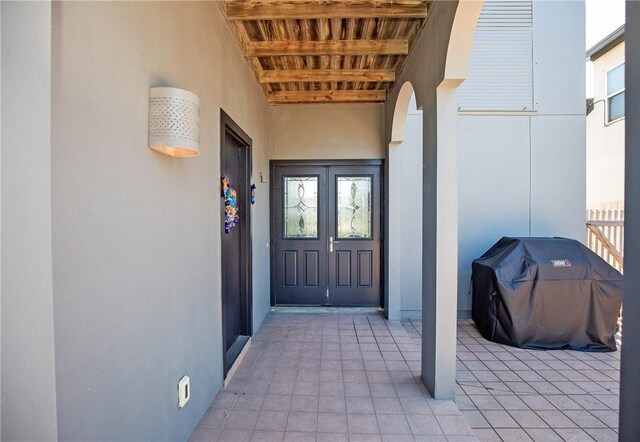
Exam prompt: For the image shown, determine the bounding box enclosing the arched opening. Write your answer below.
[387,82,423,320]
[383,0,483,400]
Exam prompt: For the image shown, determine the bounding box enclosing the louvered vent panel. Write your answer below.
[458,0,533,111]
[476,0,533,28]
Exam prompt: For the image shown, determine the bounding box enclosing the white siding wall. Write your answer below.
[456,0,586,316]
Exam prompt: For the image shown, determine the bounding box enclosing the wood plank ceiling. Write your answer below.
[221,1,431,104]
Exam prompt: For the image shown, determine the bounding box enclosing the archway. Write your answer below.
[387,82,423,321]
[383,0,483,400]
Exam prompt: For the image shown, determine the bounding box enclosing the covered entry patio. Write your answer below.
[2,1,482,439]
[4,0,639,441]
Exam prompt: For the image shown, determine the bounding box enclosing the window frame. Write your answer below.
[606,62,625,124]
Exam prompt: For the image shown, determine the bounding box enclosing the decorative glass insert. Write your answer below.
[284,177,318,238]
[337,176,372,239]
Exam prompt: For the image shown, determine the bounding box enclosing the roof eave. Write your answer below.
[587,24,625,62]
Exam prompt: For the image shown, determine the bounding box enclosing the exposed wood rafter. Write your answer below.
[245,39,409,57]
[268,90,386,104]
[259,68,396,83]
[226,1,429,21]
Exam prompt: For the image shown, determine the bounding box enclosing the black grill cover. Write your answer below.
[472,237,622,351]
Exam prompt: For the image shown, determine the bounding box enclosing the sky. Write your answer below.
[585,0,626,97]
[586,0,625,48]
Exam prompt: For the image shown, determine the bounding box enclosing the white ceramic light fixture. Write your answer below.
[148,87,200,157]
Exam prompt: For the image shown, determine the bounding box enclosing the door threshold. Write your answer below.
[271,306,382,314]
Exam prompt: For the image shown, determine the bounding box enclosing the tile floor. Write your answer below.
[191,313,621,442]
[404,320,621,442]
[190,312,475,442]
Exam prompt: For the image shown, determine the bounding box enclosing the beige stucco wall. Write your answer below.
[271,103,385,159]
[587,42,625,209]
[1,2,59,440]
[51,2,271,440]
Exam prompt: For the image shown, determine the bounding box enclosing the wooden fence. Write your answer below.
[587,209,624,273]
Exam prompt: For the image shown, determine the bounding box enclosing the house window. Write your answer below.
[607,63,625,123]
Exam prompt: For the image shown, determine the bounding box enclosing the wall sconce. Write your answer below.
[148,87,200,157]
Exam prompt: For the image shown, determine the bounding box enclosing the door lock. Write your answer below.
[329,236,340,252]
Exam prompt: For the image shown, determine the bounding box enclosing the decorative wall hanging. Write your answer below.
[221,176,239,234]
[251,184,256,205]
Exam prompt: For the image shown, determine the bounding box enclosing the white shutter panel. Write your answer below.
[458,0,533,111]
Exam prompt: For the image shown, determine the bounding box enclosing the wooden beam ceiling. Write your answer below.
[226,1,429,21]
[221,1,430,104]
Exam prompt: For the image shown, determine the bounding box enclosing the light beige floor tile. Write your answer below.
[406,414,443,436]
[317,412,348,433]
[495,428,534,441]
[250,430,285,441]
[286,411,317,433]
[255,411,289,432]
[347,413,380,434]
[435,415,475,436]
[377,414,412,435]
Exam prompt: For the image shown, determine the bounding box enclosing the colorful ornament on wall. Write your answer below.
[221,175,239,234]
[251,184,256,205]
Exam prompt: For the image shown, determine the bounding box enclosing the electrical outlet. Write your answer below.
[178,375,190,408]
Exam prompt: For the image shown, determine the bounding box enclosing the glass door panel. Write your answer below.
[337,176,372,239]
[284,176,319,238]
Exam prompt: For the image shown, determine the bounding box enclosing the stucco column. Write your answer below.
[619,1,639,439]
[422,0,483,401]
[383,0,481,400]
[433,83,460,399]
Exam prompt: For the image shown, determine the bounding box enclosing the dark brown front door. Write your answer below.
[221,111,252,376]
[272,162,382,306]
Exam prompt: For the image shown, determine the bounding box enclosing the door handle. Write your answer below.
[329,236,340,252]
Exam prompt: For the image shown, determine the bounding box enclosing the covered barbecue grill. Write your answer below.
[472,237,622,351]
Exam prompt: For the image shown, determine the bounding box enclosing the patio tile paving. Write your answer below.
[403,319,621,442]
[191,312,475,442]
[192,313,621,442]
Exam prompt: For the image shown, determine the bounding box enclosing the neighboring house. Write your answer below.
[586,25,626,210]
